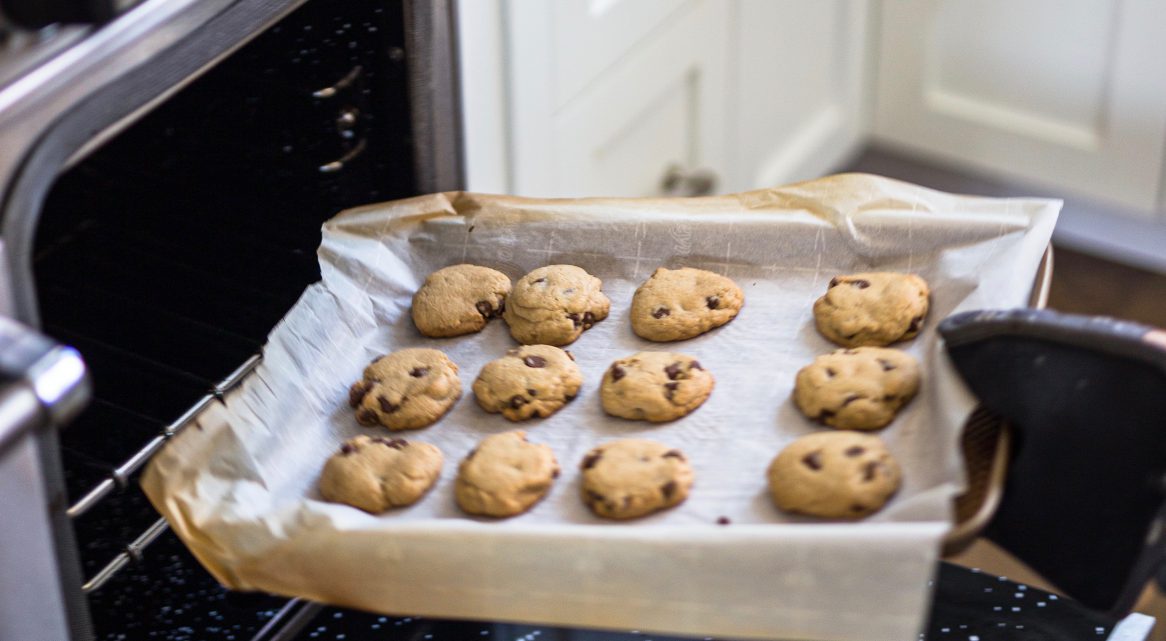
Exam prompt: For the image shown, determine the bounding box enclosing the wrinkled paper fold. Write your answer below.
[143,174,1060,641]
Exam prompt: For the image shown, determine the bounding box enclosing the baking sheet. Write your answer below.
[143,174,1060,641]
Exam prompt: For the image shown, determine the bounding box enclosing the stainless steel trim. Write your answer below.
[0,0,309,327]
[404,0,464,193]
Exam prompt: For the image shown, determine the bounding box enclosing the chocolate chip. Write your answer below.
[884,394,896,402]
[567,312,582,328]
[661,481,678,499]
[527,388,538,396]
[531,410,543,418]
[908,316,924,333]
[610,364,626,381]
[802,451,823,470]
[582,452,602,469]
[844,333,859,340]
[850,504,867,513]
[663,449,686,461]
[852,279,871,289]
[340,443,356,455]
[816,409,835,425]
[565,393,577,402]
[664,381,679,399]
[716,516,731,525]
[690,360,702,370]
[582,312,596,328]
[842,394,862,407]
[409,367,428,378]
[509,395,527,409]
[845,446,865,457]
[475,300,494,318]
[878,359,895,371]
[533,277,546,284]
[863,461,881,482]
[706,295,720,309]
[585,490,606,505]
[373,437,407,450]
[468,225,475,233]
[652,307,670,319]
[825,367,836,378]
[552,468,560,479]
[664,362,682,380]
[829,277,841,288]
[356,409,379,426]
[378,397,399,413]
[523,355,547,368]
[348,381,371,407]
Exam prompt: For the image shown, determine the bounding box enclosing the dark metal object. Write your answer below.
[0,0,115,29]
[941,308,1166,615]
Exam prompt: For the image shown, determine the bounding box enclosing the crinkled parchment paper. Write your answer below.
[143,174,1059,641]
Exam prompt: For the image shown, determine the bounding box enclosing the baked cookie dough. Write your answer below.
[600,352,713,422]
[813,272,930,347]
[473,345,582,421]
[630,267,744,341]
[502,265,611,346]
[580,439,693,519]
[349,348,461,430]
[319,435,443,512]
[455,431,560,517]
[767,431,901,519]
[412,264,511,338]
[793,347,920,431]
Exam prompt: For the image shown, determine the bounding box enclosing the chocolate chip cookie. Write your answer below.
[600,352,713,422]
[349,348,461,430]
[767,431,901,518]
[319,435,443,513]
[455,431,560,517]
[472,345,582,421]
[502,265,611,346]
[793,347,920,431]
[813,272,930,347]
[580,439,693,519]
[630,267,744,341]
[412,264,511,338]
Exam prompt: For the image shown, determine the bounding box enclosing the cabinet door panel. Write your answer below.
[509,0,726,197]
[874,0,1166,214]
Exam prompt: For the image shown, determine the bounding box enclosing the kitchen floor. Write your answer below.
[843,148,1166,637]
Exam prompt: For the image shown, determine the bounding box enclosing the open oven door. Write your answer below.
[940,308,1166,617]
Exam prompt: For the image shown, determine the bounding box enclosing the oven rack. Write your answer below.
[64,348,331,640]
[70,352,260,592]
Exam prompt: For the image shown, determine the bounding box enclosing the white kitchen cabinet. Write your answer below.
[458,0,871,198]
[873,0,1166,215]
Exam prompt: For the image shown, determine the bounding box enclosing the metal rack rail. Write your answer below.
[73,353,261,593]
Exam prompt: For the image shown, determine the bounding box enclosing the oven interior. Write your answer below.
[34,1,425,637]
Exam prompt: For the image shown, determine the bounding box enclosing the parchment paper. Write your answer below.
[142,174,1060,641]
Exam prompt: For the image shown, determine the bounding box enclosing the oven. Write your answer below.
[0,1,460,638]
[1,2,1165,640]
